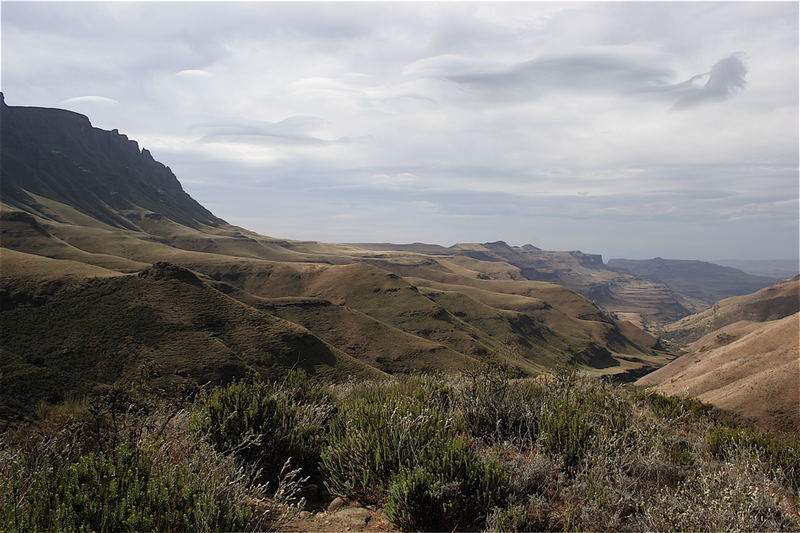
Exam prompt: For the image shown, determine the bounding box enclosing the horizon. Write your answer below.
[2,2,798,262]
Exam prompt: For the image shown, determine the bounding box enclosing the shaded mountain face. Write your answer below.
[0,99,674,421]
[0,93,223,231]
[638,277,800,433]
[608,257,778,310]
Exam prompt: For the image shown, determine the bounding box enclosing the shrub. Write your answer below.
[2,445,254,533]
[636,389,714,421]
[485,503,531,533]
[384,437,509,531]
[531,374,632,469]
[384,468,448,531]
[537,397,595,469]
[637,458,796,531]
[706,425,800,489]
[454,366,537,446]
[320,381,457,504]
[192,373,331,485]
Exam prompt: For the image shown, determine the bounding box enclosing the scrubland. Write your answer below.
[2,366,798,532]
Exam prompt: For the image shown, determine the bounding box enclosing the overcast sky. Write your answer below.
[2,2,798,261]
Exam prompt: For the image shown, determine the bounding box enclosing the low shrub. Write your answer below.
[532,374,633,469]
[706,425,800,489]
[384,437,509,531]
[192,372,332,485]
[1,445,254,532]
[454,365,537,446]
[320,380,457,504]
[636,389,714,421]
[637,458,796,531]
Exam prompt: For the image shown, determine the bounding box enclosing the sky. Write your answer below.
[2,1,798,261]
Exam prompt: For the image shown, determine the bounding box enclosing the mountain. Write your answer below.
[607,257,778,310]
[0,93,222,231]
[663,276,800,343]
[354,241,692,326]
[637,277,800,433]
[0,98,675,420]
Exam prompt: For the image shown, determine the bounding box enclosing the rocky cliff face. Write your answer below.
[0,93,224,230]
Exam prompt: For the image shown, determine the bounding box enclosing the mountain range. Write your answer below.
[1,96,794,427]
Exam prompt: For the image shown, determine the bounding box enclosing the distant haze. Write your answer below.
[2,2,797,261]
[712,259,800,280]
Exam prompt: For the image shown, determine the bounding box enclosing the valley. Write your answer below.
[1,92,798,533]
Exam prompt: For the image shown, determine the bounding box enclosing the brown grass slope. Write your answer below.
[665,276,800,343]
[1,211,148,272]
[0,261,380,420]
[0,248,122,282]
[637,313,800,433]
[187,258,667,375]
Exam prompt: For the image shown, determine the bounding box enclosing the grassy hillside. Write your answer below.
[0,99,677,422]
[665,276,800,343]
[0,261,379,421]
[639,313,799,434]
[638,277,800,433]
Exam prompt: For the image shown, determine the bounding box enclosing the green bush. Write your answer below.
[2,445,253,533]
[384,468,448,531]
[384,437,509,532]
[532,376,632,469]
[484,504,531,533]
[455,366,537,446]
[192,373,331,484]
[537,397,596,469]
[706,426,800,489]
[320,383,457,504]
[637,389,714,420]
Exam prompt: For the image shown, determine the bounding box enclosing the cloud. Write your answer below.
[192,116,345,146]
[1,2,795,260]
[59,95,119,105]
[176,69,213,78]
[405,48,675,101]
[640,54,748,109]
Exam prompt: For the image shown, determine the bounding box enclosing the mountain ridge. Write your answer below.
[0,98,690,420]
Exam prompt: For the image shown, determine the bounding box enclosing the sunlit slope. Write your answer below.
[638,313,800,433]
[0,247,122,281]
[0,262,381,419]
[1,211,148,272]
[189,259,665,375]
[664,276,800,343]
[638,278,800,433]
[246,297,480,374]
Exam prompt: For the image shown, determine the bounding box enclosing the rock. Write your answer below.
[327,497,347,513]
